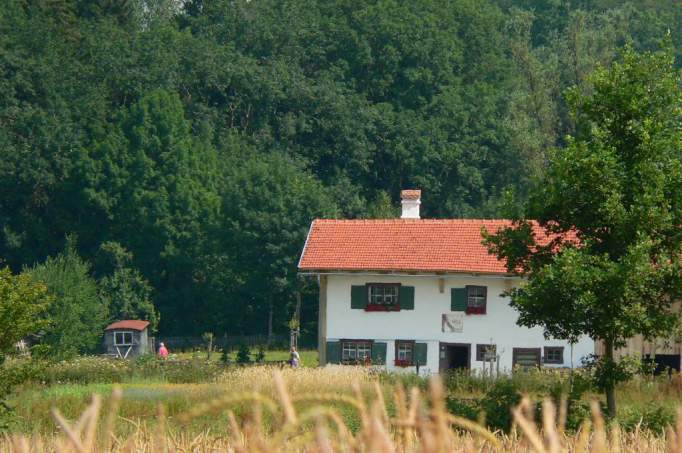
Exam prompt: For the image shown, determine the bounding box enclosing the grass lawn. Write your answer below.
[5,351,682,440]
[5,365,372,436]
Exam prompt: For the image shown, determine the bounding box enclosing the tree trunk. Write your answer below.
[604,339,617,417]
[267,301,274,347]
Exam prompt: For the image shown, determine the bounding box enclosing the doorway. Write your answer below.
[439,343,471,372]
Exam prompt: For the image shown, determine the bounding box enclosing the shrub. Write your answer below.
[220,348,231,366]
[620,403,675,433]
[479,379,521,432]
[446,397,480,422]
[254,345,266,363]
[236,345,251,365]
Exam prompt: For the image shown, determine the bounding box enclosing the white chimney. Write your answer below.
[400,189,421,219]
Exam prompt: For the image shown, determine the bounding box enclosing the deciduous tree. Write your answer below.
[486,42,682,416]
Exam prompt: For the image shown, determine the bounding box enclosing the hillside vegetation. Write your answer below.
[0,0,679,338]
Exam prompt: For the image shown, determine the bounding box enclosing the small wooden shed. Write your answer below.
[104,320,153,358]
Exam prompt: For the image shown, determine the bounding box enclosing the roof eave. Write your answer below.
[297,268,520,278]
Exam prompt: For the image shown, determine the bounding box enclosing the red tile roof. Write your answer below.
[298,219,566,275]
[105,320,150,331]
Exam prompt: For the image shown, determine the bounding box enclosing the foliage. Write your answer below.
[0,268,51,358]
[27,238,109,357]
[236,345,251,365]
[254,345,266,363]
[485,43,682,415]
[220,348,231,366]
[0,0,678,337]
[479,379,522,432]
[620,403,675,434]
[97,242,158,331]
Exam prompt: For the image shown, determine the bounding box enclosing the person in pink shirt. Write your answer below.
[158,342,169,358]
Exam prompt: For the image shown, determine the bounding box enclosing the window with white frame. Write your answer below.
[544,346,564,364]
[341,341,372,363]
[466,285,487,314]
[114,331,134,346]
[395,340,414,366]
[367,284,400,310]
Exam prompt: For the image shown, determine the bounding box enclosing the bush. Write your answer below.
[620,403,675,433]
[479,379,521,432]
[220,348,231,366]
[446,397,480,422]
[254,345,266,363]
[236,345,251,365]
[543,372,593,431]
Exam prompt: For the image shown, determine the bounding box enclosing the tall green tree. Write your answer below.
[485,43,682,416]
[0,267,52,360]
[28,238,108,357]
[97,241,158,331]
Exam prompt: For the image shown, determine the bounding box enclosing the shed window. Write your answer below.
[366,284,400,311]
[114,331,133,346]
[466,286,487,314]
[395,340,414,366]
[341,340,372,364]
[544,347,564,364]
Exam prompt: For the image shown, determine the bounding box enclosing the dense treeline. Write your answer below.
[0,0,679,344]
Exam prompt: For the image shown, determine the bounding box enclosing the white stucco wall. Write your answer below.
[323,274,594,374]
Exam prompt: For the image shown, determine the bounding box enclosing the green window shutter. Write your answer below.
[371,342,387,365]
[415,343,428,366]
[326,341,341,364]
[399,286,415,310]
[451,288,467,311]
[351,285,367,309]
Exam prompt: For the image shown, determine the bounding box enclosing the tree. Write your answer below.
[485,42,682,416]
[0,267,52,359]
[97,242,159,331]
[28,237,109,357]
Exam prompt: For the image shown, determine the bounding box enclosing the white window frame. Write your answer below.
[367,284,400,308]
[341,340,372,363]
[466,286,486,308]
[114,331,134,346]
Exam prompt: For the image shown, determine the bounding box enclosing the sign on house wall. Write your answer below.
[442,313,464,333]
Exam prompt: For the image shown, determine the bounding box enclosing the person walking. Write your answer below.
[289,346,300,368]
[158,342,169,358]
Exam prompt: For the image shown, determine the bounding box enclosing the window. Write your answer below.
[395,340,414,366]
[466,286,487,314]
[512,348,541,369]
[476,344,497,361]
[341,340,373,364]
[366,284,400,311]
[544,347,564,364]
[114,331,133,346]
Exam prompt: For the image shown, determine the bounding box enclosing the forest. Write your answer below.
[0,0,679,350]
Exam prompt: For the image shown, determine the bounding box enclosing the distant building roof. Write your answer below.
[105,320,150,331]
[298,219,573,275]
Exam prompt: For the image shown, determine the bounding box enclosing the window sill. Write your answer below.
[365,305,401,312]
[465,307,486,315]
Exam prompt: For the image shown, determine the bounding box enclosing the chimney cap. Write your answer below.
[400,189,421,200]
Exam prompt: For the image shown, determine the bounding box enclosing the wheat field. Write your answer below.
[2,367,680,452]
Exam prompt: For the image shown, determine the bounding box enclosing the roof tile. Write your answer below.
[298,219,568,274]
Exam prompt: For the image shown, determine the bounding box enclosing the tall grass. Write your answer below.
[2,367,681,452]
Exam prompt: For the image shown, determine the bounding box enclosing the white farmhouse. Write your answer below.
[298,190,594,374]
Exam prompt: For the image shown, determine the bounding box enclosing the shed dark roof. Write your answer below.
[105,320,150,331]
